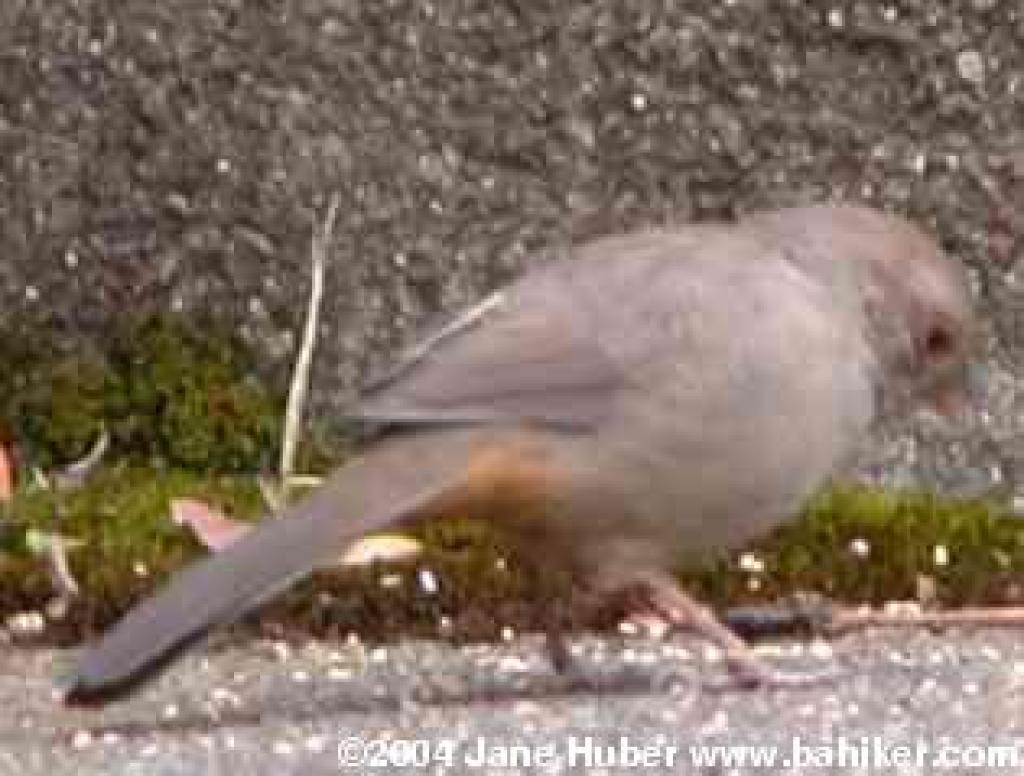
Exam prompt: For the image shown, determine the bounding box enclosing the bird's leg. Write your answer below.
[541,598,575,675]
[539,583,673,694]
[539,583,608,676]
[638,572,838,689]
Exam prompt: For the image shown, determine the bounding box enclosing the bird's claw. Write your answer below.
[703,654,843,692]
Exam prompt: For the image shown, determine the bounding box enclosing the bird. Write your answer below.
[61,203,975,705]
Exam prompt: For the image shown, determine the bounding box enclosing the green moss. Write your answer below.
[0,317,110,467]
[0,315,283,473]
[9,353,110,467]
[3,471,1024,645]
[4,466,263,630]
[103,316,283,471]
[686,485,1024,609]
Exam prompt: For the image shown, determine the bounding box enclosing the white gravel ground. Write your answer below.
[5,628,1024,775]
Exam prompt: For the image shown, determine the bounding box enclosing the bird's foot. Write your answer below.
[543,627,576,675]
[626,571,841,692]
[704,648,842,691]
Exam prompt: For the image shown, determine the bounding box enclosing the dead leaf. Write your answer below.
[339,533,422,567]
[170,498,252,552]
[171,496,423,567]
[0,439,15,502]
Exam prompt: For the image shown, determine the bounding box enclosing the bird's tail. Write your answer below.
[61,429,490,705]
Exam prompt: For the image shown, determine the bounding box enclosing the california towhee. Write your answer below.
[62,204,975,704]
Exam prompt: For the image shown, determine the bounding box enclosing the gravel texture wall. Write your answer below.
[1,0,1022,497]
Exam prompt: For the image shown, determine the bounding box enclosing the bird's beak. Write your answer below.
[926,361,986,420]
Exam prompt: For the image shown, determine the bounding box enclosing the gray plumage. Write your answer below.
[63,204,974,704]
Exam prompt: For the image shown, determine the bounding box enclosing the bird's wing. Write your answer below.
[352,272,630,430]
[349,225,800,432]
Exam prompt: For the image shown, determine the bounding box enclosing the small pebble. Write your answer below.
[849,537,871,558]
[956,50,985,84]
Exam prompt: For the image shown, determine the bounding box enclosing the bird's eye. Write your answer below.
[923,325,955,359]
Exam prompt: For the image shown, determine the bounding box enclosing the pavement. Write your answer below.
[5,627,1024,775]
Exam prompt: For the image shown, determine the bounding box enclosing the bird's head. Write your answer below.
[758,204,979,420]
